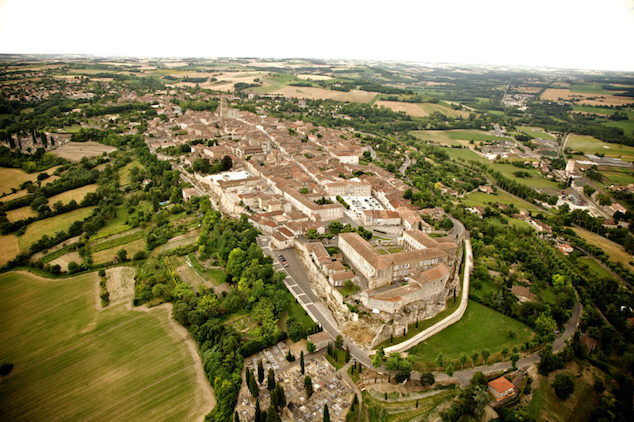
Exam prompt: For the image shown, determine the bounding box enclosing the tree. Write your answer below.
[307,341,316,353]
[502,348,509,359]
[345,346,351,363]
[335,334,344,350]
[420,372,435,386]
[511,353,520,369]
[257,359,264,384]
[255,398,262,422]
[323,404,330,422]
[304,375,313,398]
[221,155,233,171]
[116,248,128,262]
[300,350,305,374]
[583,185,596,197]
[471,350,479,367]
[435,353,444,368]
[267,368,276,391]
[273,384,286,410]
[445,363,454,377]
[481,349,490,364]
[247,369,259,398]
[234,411,240,422]
[265,403,280,422]
[597,193,612,206]
[552,373,575,400]
[460,353,467,369]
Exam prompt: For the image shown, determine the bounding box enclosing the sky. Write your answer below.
[0,0,633,71]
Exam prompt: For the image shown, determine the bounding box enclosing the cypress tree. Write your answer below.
[267,368,276,391]
[258,360,264,384]
[300,350,305,374]
[255,398,261,422]
[234,411,240,422]
[323,404,330,422]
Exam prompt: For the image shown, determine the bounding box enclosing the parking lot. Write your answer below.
[341,195,384,220]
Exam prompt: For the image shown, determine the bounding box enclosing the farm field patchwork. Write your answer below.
[0,166,60,195]
[5,205,37,222]
[92,238,146,265]
[374,100,429,117]
[270,85,377,102]
[408,301,534,371]
[0,270,209,422]
[51,141,117,161]
[519,126,557,140]
[541,88,634,106]
[18,206,96,251]
[47,183,98,205]
[600,169,634,186]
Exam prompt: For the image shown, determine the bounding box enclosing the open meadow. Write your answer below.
[408,301,534,371]
[0,270,211,421]
[566,134,634,160]
[47,183,98,205]
[462,190,543,213]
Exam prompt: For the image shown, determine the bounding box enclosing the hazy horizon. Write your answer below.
[1,0,633,72]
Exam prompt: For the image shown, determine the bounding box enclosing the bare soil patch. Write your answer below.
[51,141,117,161]
[49,252,81,272]
[271,86,377,103]
[104,266,136,306]
[541,88,633,106]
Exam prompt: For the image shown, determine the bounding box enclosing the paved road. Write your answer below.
[258,237,373,368]
[399,153,411,176]
[442,295,582,385]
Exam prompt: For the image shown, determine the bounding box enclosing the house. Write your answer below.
[488,376,516,401]
[557,243,574,255]
[511,285,536,302]
[182,187,201,201]
[307,331,332,351]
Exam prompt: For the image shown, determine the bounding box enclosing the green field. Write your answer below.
[462,190,542,212]
[18,206,96,251]
[0,271,206,421]
[578,257,615,280]
[567,134,634,160]
[519,126,557,141]
[570,83,615,95]
[573,227,634,271]
[412,129,511,146]
[436,146,489,164]
[490,162,560,189]
[527,364,600,422]
[600,168,634,186]
[604,119,634,137]
[118,160,143,187]
[92,201,152,240]
[409,301,534,371]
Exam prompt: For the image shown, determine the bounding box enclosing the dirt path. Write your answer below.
[134,302,216,420]
[30,235,80,261]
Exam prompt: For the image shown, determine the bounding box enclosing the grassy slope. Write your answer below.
[489,162,560,189]
[409,301,534,371]
[578,257,615,280]
[18,206,96,251]
[47,183,98,205]
[0,271,202,421]
[572,227,634,271]
[462,190,542,212]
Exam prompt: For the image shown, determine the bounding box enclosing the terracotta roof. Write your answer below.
[330,271,355,281]
[413,263,450,284]
[488,376,515,395]
[404,230,440,248]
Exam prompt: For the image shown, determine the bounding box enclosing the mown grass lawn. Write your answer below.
[408,301,534,371]
[578,257,615,280]
[462,190,542,213]
[573,227,634,272]
[489,162,560,189]
[0,271,204,421]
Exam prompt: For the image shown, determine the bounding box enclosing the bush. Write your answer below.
[552,373,574,400]
[0,363,13,376]
[132,250,147,260]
